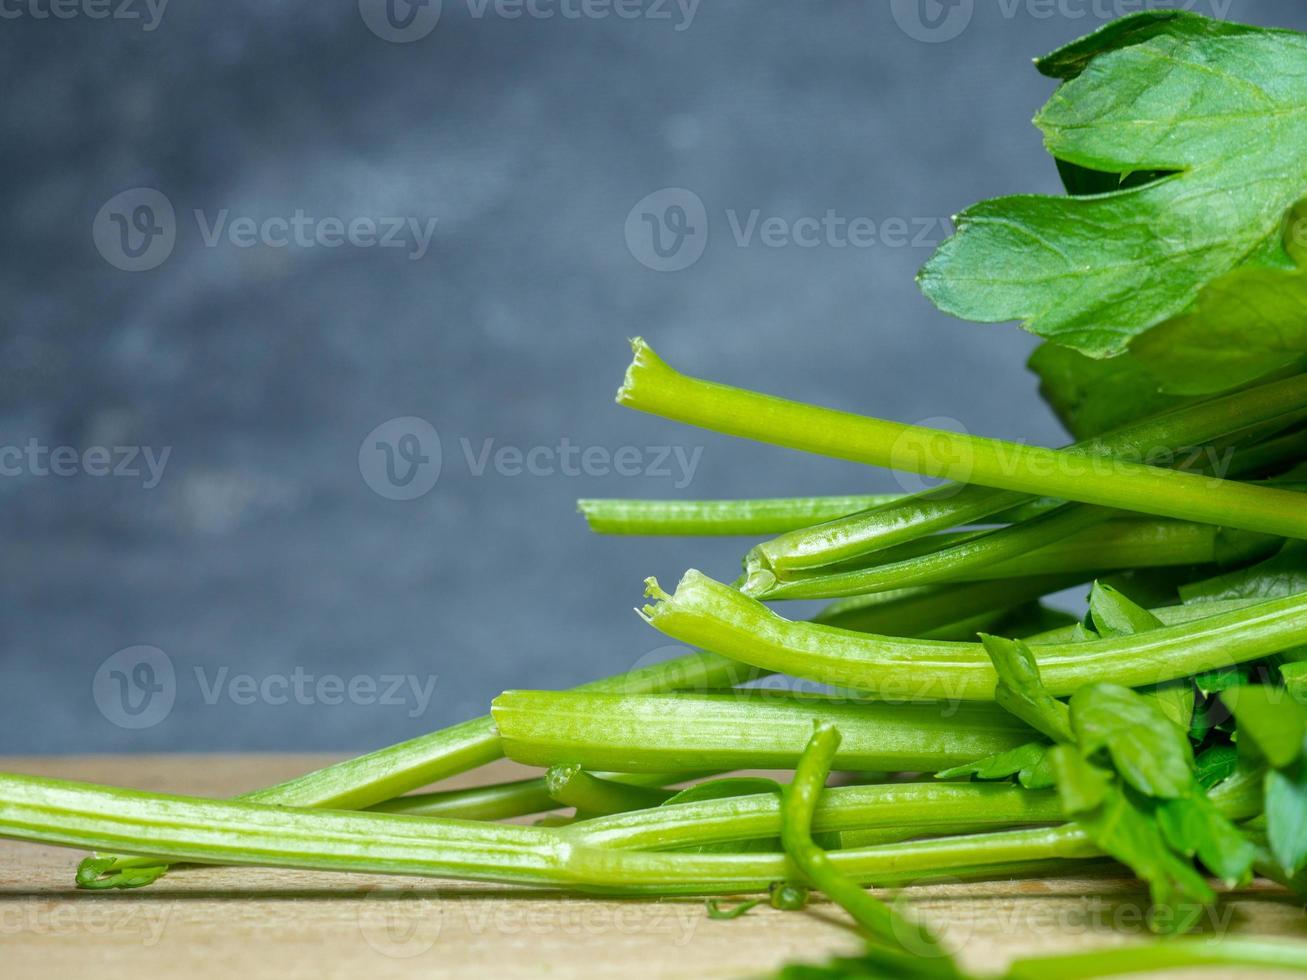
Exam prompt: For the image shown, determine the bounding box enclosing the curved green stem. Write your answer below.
[644,571,1307,701]
[545,765,677,814]
[781,723,954,964]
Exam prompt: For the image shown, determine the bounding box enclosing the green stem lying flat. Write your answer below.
[490,690,1034,773]
[753,517,1275,600]
[569,780,1063,851]
[644,571,1307,701]
[0,769,1104,895]
[617,339,1307,541]
[578,496,903,535]
[368,770,691,821]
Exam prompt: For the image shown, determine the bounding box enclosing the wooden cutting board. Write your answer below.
[1,755,1303,979]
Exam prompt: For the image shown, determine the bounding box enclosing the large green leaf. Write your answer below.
[1027,343,1184,440]
[1130,262,1307,395]
[920,15,1307,371]
[1035,10,1264,81]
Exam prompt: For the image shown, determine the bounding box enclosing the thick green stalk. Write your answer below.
[570,781,1063,851]
[780,723,953,964]
[644,571,1307,701]
[491,690,1034,773]
[755,518,1275,600]
[617,340,1307,541]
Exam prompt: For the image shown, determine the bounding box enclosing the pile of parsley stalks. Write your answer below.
[5,340,1307,977]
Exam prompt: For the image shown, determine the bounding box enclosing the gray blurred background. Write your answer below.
[2,0,1300,752]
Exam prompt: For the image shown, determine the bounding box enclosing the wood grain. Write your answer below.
[1,755,1304,979]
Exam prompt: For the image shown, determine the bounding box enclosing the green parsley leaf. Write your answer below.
[1266,763,1307,876]
[919,14,1307,387]
[1070,684,1194,800]
[1028,342,1183,440]
[1223,684,1307,769]
[979,634,1073,743]
[935,742,1053,790]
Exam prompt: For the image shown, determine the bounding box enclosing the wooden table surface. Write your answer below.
[2,755,1305,979]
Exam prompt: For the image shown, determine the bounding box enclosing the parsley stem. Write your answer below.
[1005,938,1307,979]
[815,575,1087,633]
[759,399,1307,578]
[781,723,953,961]
[368,770,689,820]
[569,780,1062,851]
[578,495,903,535]
[753,516,1274,600]
[490,690,1033,773]
[2,768,1104,894]
[545,765,678,814]
[645,571,1307,700]
[617,340,1307,542]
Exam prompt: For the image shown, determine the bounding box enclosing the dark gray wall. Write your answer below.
[2,0,1300,752]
